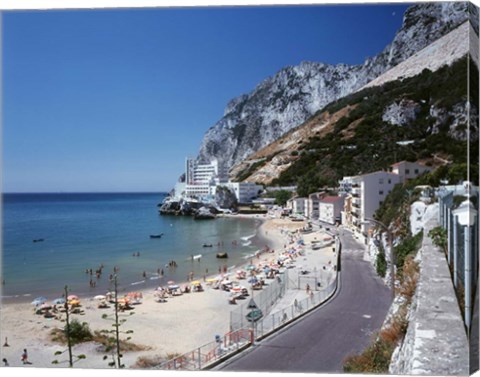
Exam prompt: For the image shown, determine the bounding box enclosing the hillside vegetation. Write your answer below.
[247,57,478,196]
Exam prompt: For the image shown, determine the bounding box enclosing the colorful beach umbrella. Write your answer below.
[167,280,175,285]
[94,295,106,301]
[191,281,201,285]
[67,295,79,301]
[52,297,66,305]
[31,296,47,306]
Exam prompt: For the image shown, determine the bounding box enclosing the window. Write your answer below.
[379,190,384,195]
[388,179,391,184]
[405,169,410,174]
[414,169,419,174]
[379,178,384,184]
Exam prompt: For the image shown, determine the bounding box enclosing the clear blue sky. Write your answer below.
[2,3,411,193]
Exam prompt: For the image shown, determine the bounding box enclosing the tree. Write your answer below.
[100,274,134,368]
[274,190,292,206]
[52,285,87,367]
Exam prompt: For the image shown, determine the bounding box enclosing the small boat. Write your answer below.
[33,239,45,243]
[150,233,164,239]
[193,254,202,260]
[216,252,229,259]
[202,243,213,248]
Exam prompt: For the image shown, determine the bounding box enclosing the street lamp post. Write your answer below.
[364,218,395,300]
[453,199,478,333]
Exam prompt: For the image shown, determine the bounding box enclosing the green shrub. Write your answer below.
[376,247,387,278]
[66,319,93,345]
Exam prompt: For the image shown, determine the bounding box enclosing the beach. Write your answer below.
[0,215,334,370]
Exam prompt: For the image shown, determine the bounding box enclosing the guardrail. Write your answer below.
[155,234,342,371]
[155,328,253,370]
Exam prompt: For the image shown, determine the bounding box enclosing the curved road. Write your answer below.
[218,229,392,373]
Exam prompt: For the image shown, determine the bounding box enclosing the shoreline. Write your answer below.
[0,215,310,369]
[1,215,269,305]
[1,215,272,306]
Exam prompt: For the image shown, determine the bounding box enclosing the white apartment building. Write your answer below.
[287,196,307,216]
[340,171,401,240]
[227,182,263,203]
[184,158,221,199]
[319,196,344,224]
[390,161,431,183]
[306,192,326,220]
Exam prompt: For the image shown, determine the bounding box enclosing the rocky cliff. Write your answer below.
[197,2,478,172]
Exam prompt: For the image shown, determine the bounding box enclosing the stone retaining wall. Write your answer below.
[389,211,469,375]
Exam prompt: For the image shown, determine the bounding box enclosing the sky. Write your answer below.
[1,1,414,193]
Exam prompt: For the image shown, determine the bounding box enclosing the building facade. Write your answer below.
[318,196,344,224]
[390,161,431,183]
[341,171,401,239]
[184,157,222,199]
[227,182,263,203]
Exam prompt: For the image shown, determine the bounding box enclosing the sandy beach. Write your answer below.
[0,215,330,370]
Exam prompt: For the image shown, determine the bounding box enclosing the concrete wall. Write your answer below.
[389,213,469,375]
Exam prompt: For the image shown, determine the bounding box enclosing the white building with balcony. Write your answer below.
[183,157,223,199]
[341,171,401,241]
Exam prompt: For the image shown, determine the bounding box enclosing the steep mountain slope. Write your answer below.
[197,2,477,172]
[231,19,478,185]
[237,56,478,196]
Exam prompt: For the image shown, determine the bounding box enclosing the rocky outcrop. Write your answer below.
[382,99,422,127]
[197,2,477,171]
[214,186,238,210]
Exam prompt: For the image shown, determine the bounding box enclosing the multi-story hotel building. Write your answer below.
[340,171,401,240]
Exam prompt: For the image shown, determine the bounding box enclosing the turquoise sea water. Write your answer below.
[1,193,263,301]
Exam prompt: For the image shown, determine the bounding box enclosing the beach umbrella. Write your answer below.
[168,284,179,290]
[245,265,256,271]
[167,280,175,285]
[69,299,81,307]
[191,281,201,286]
[248,277,258,284]
[94,295,106,301]
[31,296,47,306]
[52,297,66,305]
[67,294,79,301]
[206,278,217,283]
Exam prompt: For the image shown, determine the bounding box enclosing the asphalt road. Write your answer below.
[218,229,392,373]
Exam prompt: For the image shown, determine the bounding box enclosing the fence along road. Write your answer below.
[156,227,339,371]
[218,228,392,373]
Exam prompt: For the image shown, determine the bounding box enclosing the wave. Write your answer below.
[130,281,145,286]
[241,240,252,246]
[240,233,256,242]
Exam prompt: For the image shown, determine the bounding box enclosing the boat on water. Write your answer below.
[216,252,228,259]
[192,254,202,260]
[150,233,164,239]
[33,239,45,243]
[202,243,213,247]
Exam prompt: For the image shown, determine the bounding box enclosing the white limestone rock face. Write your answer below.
[197,2,477,170]
[382,99,421,127]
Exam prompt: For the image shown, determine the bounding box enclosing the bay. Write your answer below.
[1,193,263,301]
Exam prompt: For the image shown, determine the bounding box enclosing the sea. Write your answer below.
[1,193,265,302]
